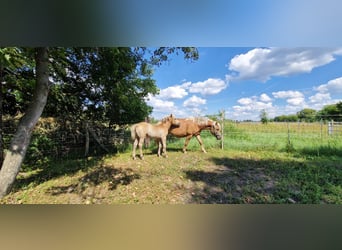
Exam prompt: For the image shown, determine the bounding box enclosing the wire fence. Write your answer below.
[197,121,342,155]
[2,118,131,164]
[2,118,342,165]
[328,121,342,136]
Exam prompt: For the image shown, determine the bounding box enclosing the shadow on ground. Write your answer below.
[47,166,140,201]
[184,156,342,204]
[12,157,103,192]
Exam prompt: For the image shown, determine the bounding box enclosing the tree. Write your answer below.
[0,47,34,167]
[273,114,299,122]
[336,101,342,121]
[0,47,199,197]
[297,108,317,122]
[317,103,341,121]
[43,47,199,124]
[0,48,36,116]
[0,47,50,198]
[260,109,269,124]
[88,47,157,124]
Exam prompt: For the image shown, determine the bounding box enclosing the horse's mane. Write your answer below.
[186,117,212,126]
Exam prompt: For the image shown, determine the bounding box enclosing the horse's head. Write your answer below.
[210,121,222,140]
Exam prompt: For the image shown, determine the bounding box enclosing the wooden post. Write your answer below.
[84,121,89,157]
[287,122,291,151]
[328,120,333,136]
[144,116,151,148]
[320,119,323,141]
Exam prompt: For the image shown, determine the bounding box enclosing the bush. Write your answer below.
[23,133,58,170]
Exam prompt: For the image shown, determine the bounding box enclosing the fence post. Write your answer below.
[320,119,323,141]
[328,120,333,136]
[287,122,290,145]
[144,116,151,148]
[285,122,294,152]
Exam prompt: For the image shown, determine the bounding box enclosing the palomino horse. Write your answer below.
[168,117,222,153]
[131,114,180,160]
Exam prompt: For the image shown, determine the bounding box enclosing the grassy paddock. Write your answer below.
[221,121,342,156]
[1,122,341,204]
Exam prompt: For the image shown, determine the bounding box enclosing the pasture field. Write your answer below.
[1,122,341,204]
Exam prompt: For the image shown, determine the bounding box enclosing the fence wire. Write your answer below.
[2,119,342,164]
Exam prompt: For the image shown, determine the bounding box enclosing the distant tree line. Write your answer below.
[271,102,342,122]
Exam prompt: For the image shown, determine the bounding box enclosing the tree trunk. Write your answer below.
[88,125,109,153]
[0,65,4,168]
[0,47,50,198]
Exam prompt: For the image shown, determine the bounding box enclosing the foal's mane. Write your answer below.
[160,115,172,123]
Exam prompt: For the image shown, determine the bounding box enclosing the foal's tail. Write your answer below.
[130,124,137,141]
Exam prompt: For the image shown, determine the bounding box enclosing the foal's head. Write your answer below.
[161,114,180,127]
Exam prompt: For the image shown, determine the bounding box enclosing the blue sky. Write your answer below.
[101,0,342,46]
[146,47,342,120]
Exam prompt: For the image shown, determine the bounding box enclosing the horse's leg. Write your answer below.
[138,137,144,160]
[132,138,138,160]
[195,134,207,153]
[182,135,193,153]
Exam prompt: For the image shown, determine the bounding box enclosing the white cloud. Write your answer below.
[272,90,305,106]
[287,97,305,106]
[260,93,272,102]
[238,97,253,105]
[183,95,206,108]
[146,94,175,111]
[272,90,302,99]
[227,47,342,82]
[146,77,227,119]
[159,85,188,99]
[227,76,341,121]
[189,78,227,95]
[145,94,190,119]
[309,93,331,103]
[315,76,342,94]
[230,95,276,120]
[155,77,227,100]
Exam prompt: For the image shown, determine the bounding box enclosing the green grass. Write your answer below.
[1,122,341,204]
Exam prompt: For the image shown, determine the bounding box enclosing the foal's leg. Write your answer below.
[161,137,167,158]
[138,137,145,160]
[132,138,138,160]
[195,134,207,153]
[182,135,193,153]
[157,139,162,157]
